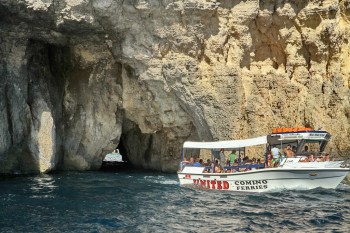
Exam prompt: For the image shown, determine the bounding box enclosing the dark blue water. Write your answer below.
[1,171,350,232]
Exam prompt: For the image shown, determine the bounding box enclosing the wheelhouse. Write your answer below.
[267,129,331,156]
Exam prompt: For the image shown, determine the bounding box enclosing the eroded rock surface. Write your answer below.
[1,0,350,173]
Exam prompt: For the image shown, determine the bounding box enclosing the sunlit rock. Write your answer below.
[0,0,350,174]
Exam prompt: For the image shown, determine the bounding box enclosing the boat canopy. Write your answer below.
[267,131,330,145]
[183,136,267,149]
[183,131,330,149]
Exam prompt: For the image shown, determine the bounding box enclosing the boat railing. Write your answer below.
[224,164,265,170]
[201,163,265,173]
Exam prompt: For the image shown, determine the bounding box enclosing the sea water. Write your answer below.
[1,170,350,232]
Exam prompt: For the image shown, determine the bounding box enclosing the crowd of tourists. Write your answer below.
[181,145,333,172]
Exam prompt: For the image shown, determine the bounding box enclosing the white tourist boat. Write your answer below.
[103,149,124,163]
[177,129,350,192]
[101,149,127,170]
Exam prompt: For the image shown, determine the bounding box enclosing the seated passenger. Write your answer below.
[245,159,253,165]
[308,154,315,162]
[215,166,222,173]
[182,157,190,163]
[302,145,309,153]
[316,156,324,162]
[204,159,211,166]
[325,154,331,161]
[213,160,222,173]
[192,158,203,167]
[181,157,190,169]
[252,157,257,163]
[242,156,249,163]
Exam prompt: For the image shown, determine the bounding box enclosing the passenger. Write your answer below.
[271,145,281,167]
[325,154,331,161]
[214,160,222,173]
[302,145,309,153]
[204,159,211,166]
[241,156,246,165]
[267,150,272,167]
[238,152,244,164]
[244,157,253,164]
[316,156,324,162]
[309,154,315,162]
[204,166,212,173]
[192,158,203,167]
[219,149,227,168]
[285,144,295,158]
[299,156,309,162]
[189,155,194,164]
[228,150,237,166]
[180,157,189,170]
[182,157,190,165]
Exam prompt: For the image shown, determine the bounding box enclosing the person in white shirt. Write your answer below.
[271,145,280,167]
[219,149,226,168]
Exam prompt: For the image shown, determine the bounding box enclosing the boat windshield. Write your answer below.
[297,140,323,155]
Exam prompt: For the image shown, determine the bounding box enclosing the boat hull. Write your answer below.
[177,168,350,192]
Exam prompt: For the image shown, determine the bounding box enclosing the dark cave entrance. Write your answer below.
[116,135,129,162]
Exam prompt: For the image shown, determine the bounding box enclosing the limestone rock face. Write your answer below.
[1,0,350,173]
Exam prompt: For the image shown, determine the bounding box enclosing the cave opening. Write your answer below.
[100,134,134,171]
[116,135,129,163]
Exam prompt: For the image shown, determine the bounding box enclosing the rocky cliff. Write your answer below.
[1,0,350,174]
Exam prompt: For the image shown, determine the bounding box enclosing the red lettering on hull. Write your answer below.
[217,181,222,190]
[223,181,229,189]
[192,179,230,190]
